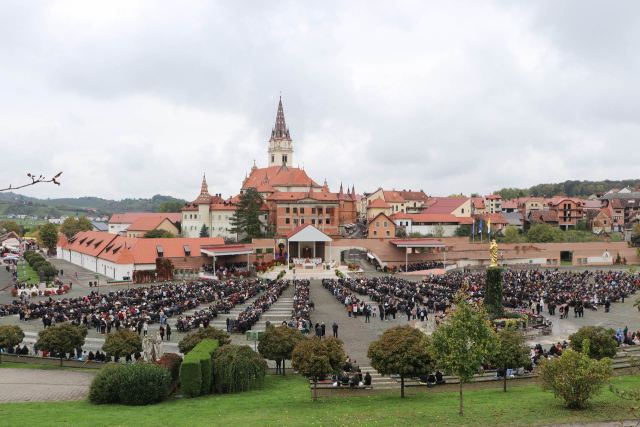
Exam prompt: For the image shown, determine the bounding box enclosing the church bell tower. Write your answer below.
[268,96,293,167]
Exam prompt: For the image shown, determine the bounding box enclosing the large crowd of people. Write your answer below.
[393,261,444,273]
[0,279,288,338]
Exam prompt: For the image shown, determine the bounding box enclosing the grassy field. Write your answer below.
[0,374,638,427]
[15,263,40,284]
[0,362,95,372]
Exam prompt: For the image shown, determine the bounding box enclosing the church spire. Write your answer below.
[272,96,290,140]
[201,174,208,194]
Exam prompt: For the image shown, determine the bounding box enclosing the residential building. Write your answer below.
[368,212,396,238]
[546,198,584,230]
[601,198,640,232]
[108,212,182,235]
[590,208,612,233]
[366,197,392,220]
[471,213,510,234]
[126,217,179,238]
[396,190,433,214]
[423,197,471,217]
[529,210,559,228]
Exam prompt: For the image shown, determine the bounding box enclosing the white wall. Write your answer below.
[108,223,129,235]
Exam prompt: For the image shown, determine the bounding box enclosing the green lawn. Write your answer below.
[0,374,638,427]
[16,263,40,284]
[0,362,95,372]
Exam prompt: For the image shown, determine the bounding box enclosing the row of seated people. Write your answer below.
[291,257,322,265]
[395,261,444,273]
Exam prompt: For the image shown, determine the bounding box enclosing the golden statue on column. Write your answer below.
[489,239,499,267]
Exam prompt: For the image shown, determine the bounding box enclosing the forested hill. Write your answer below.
[493,179,640,200]
[0,192,185,216]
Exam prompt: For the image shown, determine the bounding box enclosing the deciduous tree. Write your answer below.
[36,323,87,366]
[538,340,613,409]
[144,229,174,238]
[0,220,21,236]
[38,223,59,252]
[157,201,184,213]
[431,296,497,415]
[258,325,306,376]
[493,328,530,392]
[102,329,143,360]
[0,325,25,363]
[292,337,345,402]
[367,325,433,398]
[60,216,93,238]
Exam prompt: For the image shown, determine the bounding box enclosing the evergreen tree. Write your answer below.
[229,188,265,241]
[199,224,210,238]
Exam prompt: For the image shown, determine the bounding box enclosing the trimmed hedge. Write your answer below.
[116,362,171,406]
[179,357,202,398]
[88,362,170,406]
[192,339,219,394]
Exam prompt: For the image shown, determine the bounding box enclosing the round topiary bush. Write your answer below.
[89,363,124,404]
[116,362,171,406]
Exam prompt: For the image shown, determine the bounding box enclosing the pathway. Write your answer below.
[0,368,96,402]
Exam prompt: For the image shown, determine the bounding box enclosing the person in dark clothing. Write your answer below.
[363,372,372,386]
[321,322,326,339]
[166,324,171,341]
[275,359,282,374]
[435,370,445,385]
[332,322,338,338]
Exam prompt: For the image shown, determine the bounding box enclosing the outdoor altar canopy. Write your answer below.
[285,224,333,268]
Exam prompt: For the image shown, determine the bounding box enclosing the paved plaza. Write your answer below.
[0,368,96,402]
[1,264,639,402]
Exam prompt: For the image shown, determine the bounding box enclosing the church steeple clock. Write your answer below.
[268,96,293,167]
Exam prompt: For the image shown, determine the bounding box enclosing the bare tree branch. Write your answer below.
[0,172,63,192]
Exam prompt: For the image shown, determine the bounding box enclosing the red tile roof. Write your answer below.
[368,212,395,225]
[368,198,391,208]
[409,214,461,224]
[109,212,182,224]
[285,223,313,239]
[56,234,68,247]
[471,213,509,225]
[382,191,406,203]
[242,166,320,191]
[61,231,119,257]
[471,197,485,209]
[266,189,340,202]
[127,217,173,232]
[389,212,412,220]
[396,190,429,201]
[501,200,518,209]
[423,198,469,214]
[390,238,445,246]
[485,195,502,199]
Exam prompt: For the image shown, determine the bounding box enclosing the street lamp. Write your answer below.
[127,271,130,290]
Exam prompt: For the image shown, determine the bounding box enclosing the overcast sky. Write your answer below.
[1,1,639,201]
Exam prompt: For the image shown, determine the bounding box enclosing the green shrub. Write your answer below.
[116,363,171,406]
[213,345,268,394]
[191,339,218,394]
[88,363,124,404]
[154,353,183,383]
[192,339,219,357]
[178,328,230,354]
[569,326,618,360]
[179,357,202,398]
[538,340,613,409]
[28,255,44,267]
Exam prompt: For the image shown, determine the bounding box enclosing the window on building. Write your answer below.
[461,209,464,214]
[189,214,193,219]
[318,207,323,214]
[184,245,191,256]
[256,249,263,254]
[286,207,290,213]
[386,230,390,237]
[282,155,288,164]
[312,219,316,224]
[326,219,331,225]
[218,215,221,220]
[318,219,323,225]
[184,214,187,220]
[225,215,228,220]
[311,208,316,214]
[156,246,163,257]
[300,208,305,214]
[384,221,388,227]
[376,221,380,227]
[301,219,305,224]
[293,207,298,214]
[271,155,274,163]
[286,218,290,224]
[373,230,377,237]
[266,248,274,254]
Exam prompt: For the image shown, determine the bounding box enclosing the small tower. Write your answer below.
[268,96,293,167]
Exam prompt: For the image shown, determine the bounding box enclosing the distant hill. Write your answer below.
[0,192,185,217]
[493,179,640,200]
